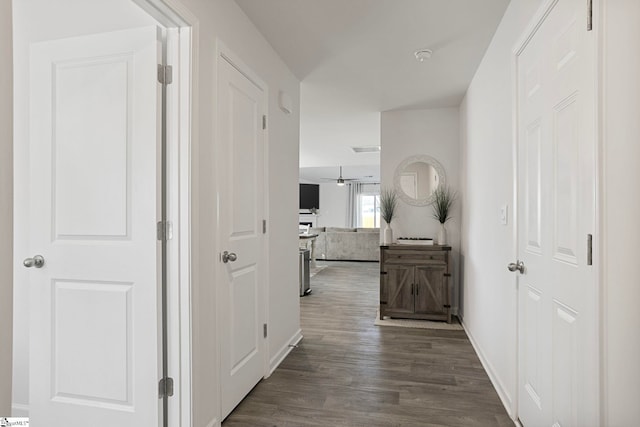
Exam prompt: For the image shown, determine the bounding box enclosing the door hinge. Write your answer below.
[263,219,267,234]
[262,115,267,130]
[263,323,268,338]
[587,234,593,266]
[158,377,174,398]
[158,64,173,85]
[587,0,593,31]
[157,221,173,241]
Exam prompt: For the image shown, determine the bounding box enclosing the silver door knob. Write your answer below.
[507,260,525,274]
[24,255,45,268]
[222,251,237,263]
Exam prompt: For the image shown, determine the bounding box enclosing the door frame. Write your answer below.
[510,0,602,423]
[213,39,271,415]
[131,1,197,426]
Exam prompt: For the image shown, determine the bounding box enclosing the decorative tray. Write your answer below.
[396,238,434,245]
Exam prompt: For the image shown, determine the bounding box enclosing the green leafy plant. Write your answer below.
[432,186,457,224]
[380,188,398,225]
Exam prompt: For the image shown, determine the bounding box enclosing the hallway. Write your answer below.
[223,262,512,426]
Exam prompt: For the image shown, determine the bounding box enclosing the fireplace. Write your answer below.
[298,214,317,228]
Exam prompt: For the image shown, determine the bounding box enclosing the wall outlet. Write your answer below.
[500,205,508,225]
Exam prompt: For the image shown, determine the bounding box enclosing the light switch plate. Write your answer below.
[500,205,508,225]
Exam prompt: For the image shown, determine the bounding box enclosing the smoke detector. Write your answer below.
[414,49,433,62]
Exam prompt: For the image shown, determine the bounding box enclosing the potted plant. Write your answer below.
[380,187,398,244]
[432,186,456,245]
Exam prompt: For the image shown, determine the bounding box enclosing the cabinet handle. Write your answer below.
[416,284,419,295]
[411,283,414,295]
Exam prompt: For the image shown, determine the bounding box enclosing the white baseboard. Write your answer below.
[205,417,220,427]
[11,403,29,417]
[461,320,517,422]
[268,328,303,377]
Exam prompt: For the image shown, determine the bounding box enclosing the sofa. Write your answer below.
[308,227,380,261]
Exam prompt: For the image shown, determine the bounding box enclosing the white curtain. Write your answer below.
[346,182,363,228]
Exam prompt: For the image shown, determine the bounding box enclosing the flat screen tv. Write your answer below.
[299,184,319,210]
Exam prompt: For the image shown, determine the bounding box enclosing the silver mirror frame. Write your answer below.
[393,154,446,206]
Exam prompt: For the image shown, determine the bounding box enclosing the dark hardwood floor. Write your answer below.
[222,261,513,427]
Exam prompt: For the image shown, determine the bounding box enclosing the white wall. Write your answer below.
[13,1,301,425]
[1,0,13,416]
[317,183,348,227]
[601,1,640,424]
[380,108,461,311]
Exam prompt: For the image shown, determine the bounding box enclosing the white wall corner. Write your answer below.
[461,321,515,420]
[268,329,303,377]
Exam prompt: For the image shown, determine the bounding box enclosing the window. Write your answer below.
[359,193,380,228]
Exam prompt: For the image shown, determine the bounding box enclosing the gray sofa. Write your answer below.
[309,227,380,261]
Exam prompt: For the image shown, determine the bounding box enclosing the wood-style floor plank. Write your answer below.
[223,261,512,427]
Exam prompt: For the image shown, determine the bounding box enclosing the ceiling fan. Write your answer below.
[321,166,360,186]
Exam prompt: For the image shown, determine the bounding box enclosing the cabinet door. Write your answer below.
[385,265,414,315]
[415,265,447,315]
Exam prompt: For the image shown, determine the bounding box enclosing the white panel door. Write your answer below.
[28,27,162,427]
[217,55,267,420]
[516,0,597,426]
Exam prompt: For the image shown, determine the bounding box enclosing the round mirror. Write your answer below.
[393,155,446,206]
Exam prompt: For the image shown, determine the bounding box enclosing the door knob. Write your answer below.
[222,251,237,263]
[23,255,45,268]
[507,260,525,274]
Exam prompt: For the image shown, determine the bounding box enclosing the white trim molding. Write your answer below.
[268,329,303,377]
[461,322,516,420]
[134,2,198,427]
[11,403,29,417]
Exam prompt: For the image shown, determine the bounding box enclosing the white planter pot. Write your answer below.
[383,223,393,245]
[437,223,447,245]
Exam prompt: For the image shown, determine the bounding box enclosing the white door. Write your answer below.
[515,0,598,425]
[28,27,162,427]
[217,53,267,420]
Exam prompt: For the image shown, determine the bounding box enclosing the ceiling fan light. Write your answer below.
[336,166,346,186]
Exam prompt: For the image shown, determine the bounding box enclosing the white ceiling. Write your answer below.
[235,0,509,169]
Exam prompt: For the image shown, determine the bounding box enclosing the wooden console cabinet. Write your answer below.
[380,244,452,323]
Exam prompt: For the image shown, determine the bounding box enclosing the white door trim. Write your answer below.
[213,38,271,416]
[591,0,605,423]
[132,2,197,426]
[510,0,602,423]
